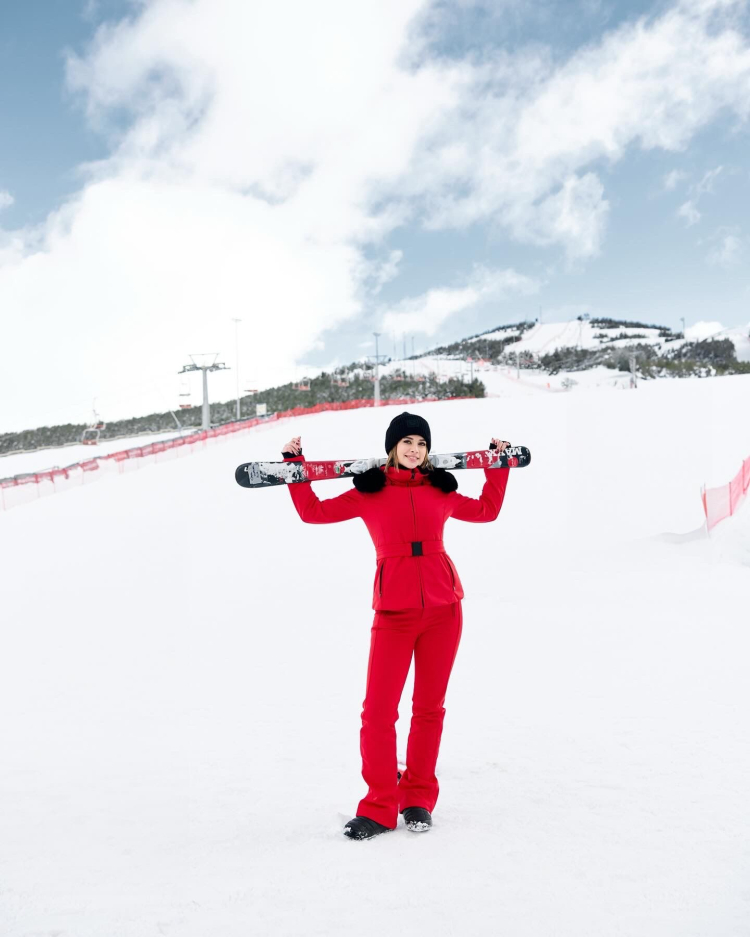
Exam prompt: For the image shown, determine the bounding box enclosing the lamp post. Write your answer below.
[231,318,242,420]
[373,332,381,407]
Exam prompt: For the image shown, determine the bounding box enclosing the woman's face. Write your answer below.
[396,435,427,468]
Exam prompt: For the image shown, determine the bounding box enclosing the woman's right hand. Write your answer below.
[282,435,302,456]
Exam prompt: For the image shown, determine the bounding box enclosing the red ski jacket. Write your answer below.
[283,456,509,610]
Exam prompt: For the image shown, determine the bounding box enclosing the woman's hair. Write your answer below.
[385,442,433,472]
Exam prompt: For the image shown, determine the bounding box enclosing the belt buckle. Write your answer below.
[411,541,423,556]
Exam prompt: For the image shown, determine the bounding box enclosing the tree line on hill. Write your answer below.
[0,370,484,457]
[588,317,677,335]
[421,320,536,363]
[540,338,750,377]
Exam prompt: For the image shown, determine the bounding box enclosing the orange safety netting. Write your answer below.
[702,456,750,531]
[0,397,442,511]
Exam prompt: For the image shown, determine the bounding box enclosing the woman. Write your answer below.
[281,411,510,841]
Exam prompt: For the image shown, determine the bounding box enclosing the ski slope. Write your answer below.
[375,353,634,395]
[373,316,750,396]
[480,318,750,361]
[0,428,199,480]
[1,378,749,937]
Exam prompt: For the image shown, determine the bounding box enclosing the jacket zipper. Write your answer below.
[408,485,425,608]
[379,562,384,596]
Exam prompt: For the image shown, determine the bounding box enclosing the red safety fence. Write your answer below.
[702,456,750,532]
[0,396,441,512]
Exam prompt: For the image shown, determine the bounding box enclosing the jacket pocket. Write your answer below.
[442,554,456,590]
[443,553,456,592]
[374,560,385,597]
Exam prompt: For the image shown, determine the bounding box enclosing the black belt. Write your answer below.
[376,540,445,559]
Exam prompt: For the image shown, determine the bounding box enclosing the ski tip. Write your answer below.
[506,445,531,468]
[235,463,251,488]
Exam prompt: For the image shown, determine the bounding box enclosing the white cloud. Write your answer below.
[369,250,403,295]
[0,191,14,210]
[677,165,724,224]
[663,169,688,190]
[3,0,750,428]
[1,0,454,428]
[706,231,744,267]
[381,266,539,336]
[694,166,723,196]
[511,173,609,260]
[685,320,726,340]
[678,199,701,225]
[404,1,750,255]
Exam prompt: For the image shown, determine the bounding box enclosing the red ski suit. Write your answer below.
[284,455,509,828]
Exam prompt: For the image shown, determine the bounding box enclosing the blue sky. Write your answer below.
[1,0,749,430]
[0,1,131,227]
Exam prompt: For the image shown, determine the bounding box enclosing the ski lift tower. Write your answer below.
[628,352,639,389]
[179,354,229,430]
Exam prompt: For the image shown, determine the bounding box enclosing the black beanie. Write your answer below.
[384,412,431,455]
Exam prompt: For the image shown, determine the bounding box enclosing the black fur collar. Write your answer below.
[353,467,386,492]
[352,465,457,493]
[427,468,458,492]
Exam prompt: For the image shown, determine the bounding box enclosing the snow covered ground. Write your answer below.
[376,352,635,396]
[1,378,749,936]
[376,316,750,396]
[480,318,750,362]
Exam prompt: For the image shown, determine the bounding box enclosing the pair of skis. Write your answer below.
[235,446,531,489]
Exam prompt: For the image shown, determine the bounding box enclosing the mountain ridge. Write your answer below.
[2,317,749,454]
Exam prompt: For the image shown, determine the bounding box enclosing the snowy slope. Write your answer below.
[0,428,193,479]
[1,381,749,937]
[428,317,750,363]
[686,322,750,362]
[366,318,750,401]
[375,353,571,396]
[482,319,668,354]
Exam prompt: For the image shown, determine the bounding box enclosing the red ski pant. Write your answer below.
[357,601,463,829]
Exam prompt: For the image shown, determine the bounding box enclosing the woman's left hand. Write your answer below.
[490,438,510,453]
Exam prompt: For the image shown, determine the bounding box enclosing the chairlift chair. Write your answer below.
[178,377,192,410]
[81,418,106,446]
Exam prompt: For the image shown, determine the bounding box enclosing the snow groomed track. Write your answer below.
[1,378,749,936]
